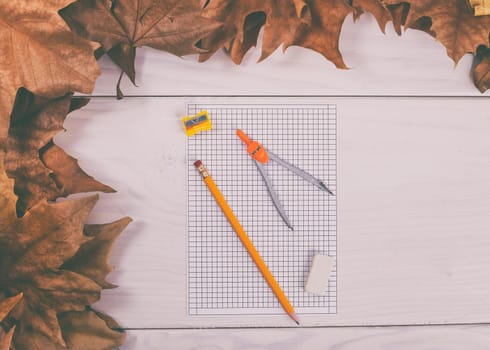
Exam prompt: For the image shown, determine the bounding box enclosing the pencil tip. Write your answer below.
[290,313,300,325]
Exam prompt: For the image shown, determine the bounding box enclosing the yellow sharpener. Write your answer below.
[181,110,212,136]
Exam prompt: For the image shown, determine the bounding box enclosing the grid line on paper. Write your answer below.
[187,104,337,316]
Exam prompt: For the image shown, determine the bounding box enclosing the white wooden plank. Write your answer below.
[90,15,490,97]
[56,96,490,328]
[121,325,490,350]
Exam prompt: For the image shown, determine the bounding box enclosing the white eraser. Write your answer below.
[304,254,334,296]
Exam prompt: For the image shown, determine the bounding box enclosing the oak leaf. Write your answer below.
[474,46,490,92]
[290,0,355,69]
[5,89,114,216]
[199,0,312,64]
[385,0,490,63]
[386,2,410,35]
[351,0,393,33]
[0,293,22,350]
[200,0,354,68]
[226,11,267,64]
[0,0,100,140]
[60,0,222,96]
[352,0,410,35]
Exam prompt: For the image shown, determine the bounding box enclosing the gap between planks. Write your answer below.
[121,321,490,331]
[79,94,490,99]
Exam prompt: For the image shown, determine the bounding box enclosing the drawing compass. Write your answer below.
[236,129,334,230]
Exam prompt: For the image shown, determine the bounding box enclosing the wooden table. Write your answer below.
[66,15,490,349]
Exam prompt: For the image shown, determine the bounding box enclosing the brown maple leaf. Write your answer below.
[200,0,354,68]
[386,2,410,34]
[474,45,490,92]
[9,216,130,350]
[13,308,125,350]
[1,194,96,346]
[0,0,100,140]
[226,11,267,64]
[351,0,409,35]
[59,309,125,349]
[385,0,490,63]
[199,0,312,64]
[0,151,130,349]
[349,1,410,36]
[61,0,221,96]
[289,0,355,69]
[5,89,114,216]
[9,217,131,349]
[62,219,130,289]
[0,293,22,350]
[351,0,393,33]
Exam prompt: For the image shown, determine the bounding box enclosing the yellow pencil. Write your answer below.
[194,160,299,325]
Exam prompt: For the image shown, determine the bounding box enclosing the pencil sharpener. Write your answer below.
[182,110,212,136]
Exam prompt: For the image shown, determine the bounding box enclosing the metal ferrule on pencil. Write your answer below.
[194,160,209,179]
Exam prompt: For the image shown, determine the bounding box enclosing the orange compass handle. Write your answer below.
[236,129,269,163]
[236,129,252,145]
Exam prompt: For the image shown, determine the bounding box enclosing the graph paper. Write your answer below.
[187,104,337,316]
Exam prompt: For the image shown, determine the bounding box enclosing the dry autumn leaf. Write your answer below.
[0,0,100,139]
[12,308,125,350]
[200,0,355,68]
[2,195,98,346]
[0,325,15,350]
[5,89,114,216]
[290,0,355,68]
[60,0,222,97]
[386,0,490,63]
[474,46,490,92]
[226,11,267,64]
[199,0,311,64]
[0,146,130,349]
[0,294,23,327]
[8,215,130,350]
[351,0,409,35]
[386,2,410,35]
[386,2,410,34]
[0,293,22,350]
[63,219,131,289]
[58,309,125,350]
[351,0,393,33]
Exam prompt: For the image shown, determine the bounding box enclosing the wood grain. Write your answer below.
[121,325,490,349]
[63,14,490,346]
[57,96,490,329]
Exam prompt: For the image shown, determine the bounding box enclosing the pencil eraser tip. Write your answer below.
[194,160,202,168]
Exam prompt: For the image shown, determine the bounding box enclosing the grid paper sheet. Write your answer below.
[187,104,337,316]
